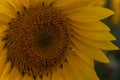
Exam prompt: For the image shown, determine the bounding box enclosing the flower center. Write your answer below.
[6,5,69,76]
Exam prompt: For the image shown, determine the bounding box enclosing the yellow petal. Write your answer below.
[1,74,9,80]
[0,62,11,80]
[0,25,8,33]
[72,0,100,7]
[58,62,84,80]
[15,76,23,80]
[62,62,85,80]
[30,0,42,8]
[0,48,7,58]
[0,0,17,16]
[0,25,8,38]
[67,54,99,80]
[42,75,49,80]
[54,0,77,8]
[52,70,64,80]
[54,0,98,10]
[71,29,116,41]
[94,0,106,6]
[74,35,118,50]
[71,37,110,63]
[15,72,23,80]
[23,74,34,80]
[0,31,7,39]
[0,14,11,24]
[22,74,29,80]
[20,0,30,9]
[54,0,80,11]
[0,42,6,53]
[36,76,41,80]
[68,49,94,67]
[0,3,15,18]
[44,0,55,6]
[0,23,3,27]
[58,68,74,80]
[2,0,22,12]
[10,0,23,11]
[67,7,114,22]
[8,67,22,80]
[70,21,110,31]
[0,49,7,77]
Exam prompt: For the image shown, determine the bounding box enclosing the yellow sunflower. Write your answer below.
[111,0,120,25]
[0,0,118,80]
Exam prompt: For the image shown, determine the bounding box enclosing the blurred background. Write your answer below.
[95,0,120,80]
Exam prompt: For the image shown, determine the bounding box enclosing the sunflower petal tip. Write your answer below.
[114,47,119,50]
[107,9,115,15]
[97,57,110,63]
[105,59,110,63]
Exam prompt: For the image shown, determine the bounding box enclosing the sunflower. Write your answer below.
[0,0,118,80]
[110,0,120,25]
